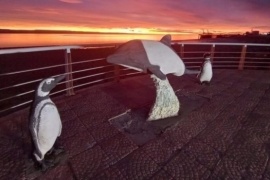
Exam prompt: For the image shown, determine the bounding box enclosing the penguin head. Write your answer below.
[37,75,66,97]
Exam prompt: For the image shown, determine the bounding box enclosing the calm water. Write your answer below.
[0,33,198,48]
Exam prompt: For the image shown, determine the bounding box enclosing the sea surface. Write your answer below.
[0,33,198,48]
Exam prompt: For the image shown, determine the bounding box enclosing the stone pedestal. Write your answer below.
[147,75,180,121]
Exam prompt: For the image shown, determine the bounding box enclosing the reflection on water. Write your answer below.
[0,33,198,48]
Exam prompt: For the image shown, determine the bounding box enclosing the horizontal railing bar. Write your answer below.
[245,57,270,60]
[182,57,203,60]
[185,66,200,68]
[0,58,107,77]
[0,100,32,114]
[213,65,239,67]
[0,78,43,91]
[184,62,201,64]
[0,63,67,76]
[213,61,240,64]
[245,52,270,54]
[0,76,117,114]
[82,45,117,49]
[0,71,115,102]
[244,61,270,64]
[212,57,243,59]
[71,58,106,65]
[58,70,115,85]
[120,72,143,77]
[180,51,241,54]
[243,65,270,68]
[51,77,115,96]
[0,90,35,103]
[0,65,113,91]
[173,42,270,47]
[0,46,82,55]
[70,65,113,75]
[178,51,270,55]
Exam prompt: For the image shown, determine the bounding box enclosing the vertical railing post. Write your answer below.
[210,44,215,61]
[113,45,120,82]
[238,45,247,70]
[65,48,75,96]
[180,44,184,58]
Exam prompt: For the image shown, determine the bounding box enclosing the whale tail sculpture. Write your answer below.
[107,34,185,120]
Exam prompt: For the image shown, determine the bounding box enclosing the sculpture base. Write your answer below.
[148,75,180,121]
[25,148,67,179]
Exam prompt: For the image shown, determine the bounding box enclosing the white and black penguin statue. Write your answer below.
[29,75,65,170]
[198,53,213,85]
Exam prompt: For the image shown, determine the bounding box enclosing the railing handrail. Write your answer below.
[173,42,270,47]
[0,45,82,55]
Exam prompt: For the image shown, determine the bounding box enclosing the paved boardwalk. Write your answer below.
[1,69,270,180]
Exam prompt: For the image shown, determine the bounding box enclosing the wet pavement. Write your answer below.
[1,69,270,179]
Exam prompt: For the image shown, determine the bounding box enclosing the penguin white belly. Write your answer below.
[200,62,212,82]
[36,103,62,154]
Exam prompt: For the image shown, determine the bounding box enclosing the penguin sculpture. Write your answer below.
[29,75,65,170]
[198,53,213,85]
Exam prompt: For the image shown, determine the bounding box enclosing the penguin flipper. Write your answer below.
[58,121,62,137]
[147,66,166,80]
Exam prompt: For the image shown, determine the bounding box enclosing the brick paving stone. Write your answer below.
[60,130,96,158]
[90,122,119,143]
[61,109,77,122]
[249,82,269,91]
[141,136,178,165]
[93,165,127,180]
[209,112,270,179]
[70,145,111,179]
[182,139,220,170]
[163,150,208,180]
[65,94,87,108]
[38,164,75,180]
[71,103,98,117]
[195,128,232,154]
[53,98,72,113]
[0,118,24,155]
[169,75,194,91]
[0,148,24,179]
[197,83,231,98]
[254,99,270,116]
[109,108,161,146]
[150,168,174,180]
[114,149,160,180]
[221,85,247,97]
[99,133,138,165]
[211,143,267,179]
[78,110,111,130]
[94,99,129,119]
[61,117,87,139]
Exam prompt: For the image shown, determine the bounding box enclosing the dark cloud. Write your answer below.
[0,0,269,33]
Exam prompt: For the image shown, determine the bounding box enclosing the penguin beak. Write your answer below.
[54,75,66,84]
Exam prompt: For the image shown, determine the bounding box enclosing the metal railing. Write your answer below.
[0,42,270,116]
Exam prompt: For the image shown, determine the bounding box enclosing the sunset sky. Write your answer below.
[0,0,270,34]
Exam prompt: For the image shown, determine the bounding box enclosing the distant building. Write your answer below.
[245,30,260,36]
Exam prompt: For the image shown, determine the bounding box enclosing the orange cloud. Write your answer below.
[59,0,82,4]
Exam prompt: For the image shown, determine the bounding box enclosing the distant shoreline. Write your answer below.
[0,29,179,36]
